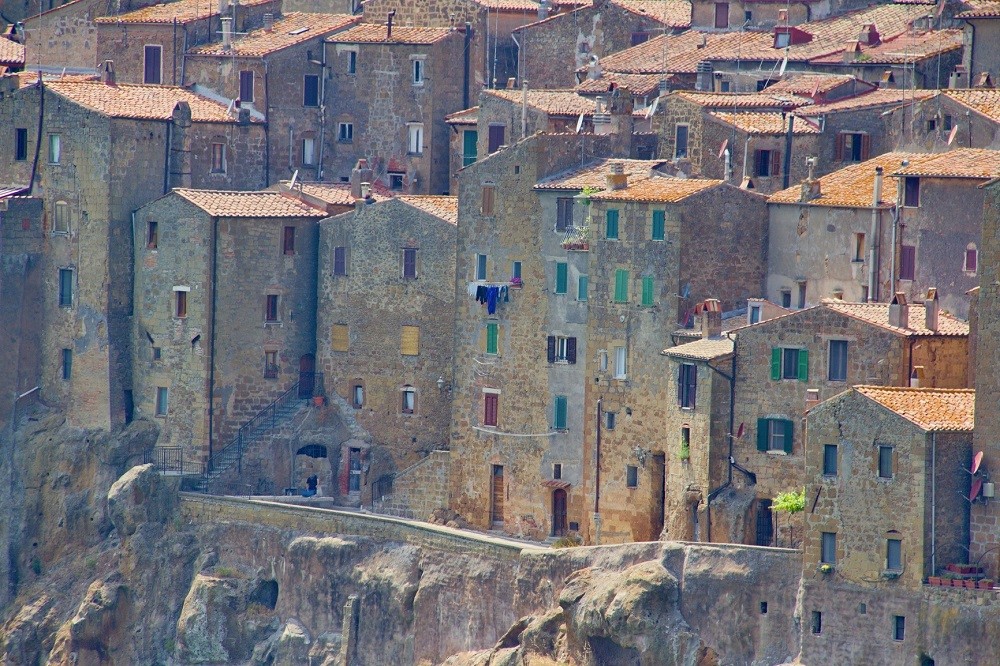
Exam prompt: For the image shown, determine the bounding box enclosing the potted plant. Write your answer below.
[679,439,690,462]
[818,564,834,575]
[978,578,994,590]
[510,276,523,288]
[965,579,978,589]
[927,576,941,586]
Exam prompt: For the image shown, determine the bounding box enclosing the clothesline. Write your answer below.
[467,282,512,315]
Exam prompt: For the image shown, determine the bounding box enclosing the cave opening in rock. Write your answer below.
[250,580,279,610]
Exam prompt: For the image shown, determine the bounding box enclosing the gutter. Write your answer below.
[207,215,219,472]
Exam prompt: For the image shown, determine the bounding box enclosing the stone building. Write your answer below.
[0,74,265,430]
[0,34,24,74]
[183,12,360,182]
[444,106,479,193]
[958,3,1000,84]
[132,189,326,471]
[315,187,457,506]
[323,24,466,194]
[514,0,691,89]
[887,88,1000,152]
[477,88,599,155]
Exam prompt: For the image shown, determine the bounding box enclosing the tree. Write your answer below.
[772,488,805,547]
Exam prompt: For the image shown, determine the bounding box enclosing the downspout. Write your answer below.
[742,135,751,183]
[463,23,472,109]
[180,25,188,85]
[782,110,794,189]
[27,79,45,195]
[868,166,883,301]
[511,30,520,85]
[207,216,219,473]
[891,172,904,294]
[264,59,271,186]
[594,396,602,543]
[163,119,172,194]
[931,431,937,575]
[705,335,737,542]
[316,45,327,180]
[172,18,178,85]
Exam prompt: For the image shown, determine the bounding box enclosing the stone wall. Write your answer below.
[373,449,450,519]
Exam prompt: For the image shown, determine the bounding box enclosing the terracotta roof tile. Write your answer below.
[710,111,821,134]
[576,72,663,97]
[942,89,1000,123]
[674,90,812,109]
[764,73,859,95]
[595,31,724,74]
[174,189,327,217]
[326,24,457,44]
[0,37,24,66]
[398,195,458,224]
[95,0,275,24]
[44,80,251,123]
[853,386,975,432]
[796,87,934,114]
[484,88,596,116]
[663,335,734,360]
[189,14,359,57]
[810,29,963,65]
[285,181,393,205]
[957,1,1000,18]
[892,148,1000,178]
[445,106,479,124]
[534,158,668,190]
[13,71,99,87]
[822,300,969,336]
[612,0,692,28]
[471,0,546,9]
[591,176,724,202]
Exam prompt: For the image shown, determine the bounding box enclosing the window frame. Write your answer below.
[476,253,488,281]
[412,57,425,85]
[283,226,296,255]
[155,386,169,417]
[265,294,279,322]
[893,615,905,642]
[347,50,357,74]
[964,245,978,273]
[143,44,163,85]
[48,134,61,164]
[827,339,848,382]
[820,531,836,564]
[886,538,902,571]
[403,247,418,279]
[903,177,920,207]
[301,137,316,166]
[757,417,794,454]
[771,346,808,381]
[613,345,627,379]
[626,464,638,487]
[822,444,838,476]
[303,74,320,107]
[56,268,72,307]
[556,197,574,232]
[407,123,424,155]
[146,220,158,249]
[263,350,279,379]
[678,363,697,409]
[338,122,354,143]
[352,383,364,408]
[402,385,416,414]
[878,445,894,479]
[483,390,499,427]
[333,246,347,276]
[211,142,226,174]
[15,127,28,161]
[674,123,689,159]
[239,70,255,103]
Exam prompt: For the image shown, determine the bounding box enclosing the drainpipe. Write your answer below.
[511,31,520,86]
[462,23,472,110]
[264,59,271,186]
[207,216,219,473]
[172,18,178,85]
[163,119,172,194]
[316,45,327,180]
[594,396,602,544]
[521,81,528,140]
[782,110,794,189]
[931,432,937,576]
[742,135,751,183]
[890,173,903,294]
[180,25,188,85]
[868,166,883,301]
[27,79,45,195]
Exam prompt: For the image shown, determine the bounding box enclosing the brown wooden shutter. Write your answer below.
[484,393,498,426]
[771,150,781,178]
[860,133,871,160]
[754,150,763,177]
[835,133,845,161]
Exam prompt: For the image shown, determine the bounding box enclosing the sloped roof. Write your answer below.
[810,29,963,65]
[534,158,667,190]
[942,89,1000,122]
[663,335,733,360]
[189,13,359,57]
[445,106,478,124]
[823,300,968,336]
[797,87,934,114]
[0,37,24,66]
[674,91,812,109]
[957,1,1000,18]
[484,89,596,116]
[853,386,975,432]
[591,176,724,202]
[44,80,251,123]
[397,196,459,225]
[283,181,393,206]
[173,189,327,217]
[764,73,860,95]
[612,0,692,28]
[594,31,724,74]
[95,0,275,24]
[576,72,663,97]
[709,111,821,135]
[892,148,1000,179]
[326,24,456,45]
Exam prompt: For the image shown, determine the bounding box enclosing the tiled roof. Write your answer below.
[0,37,24,66]
[471,0,546,9]
[853,386,975,432]
[613,0,692,28]
[595,31,726,74]
[286,181,393,205]
[12,72,98,87]
[796,88,934,114]
[44,81,250,123]
[398,195,459,224]
[534,158,668,190]
[484,89,596,116]
[942,89,1000,122]
[95,0,275,24]
[576,72,663,97]
[709,111,821,135]
[663,335,734,361]
[810,29,964,65]
[892,148,1000,179]
[445,106,478,124]
[189,14,359,57]
[174,189,327,217]
[957,1,1000,18]
[326,24,456,44]
[590,176,723,202]
[764,73,859,95]
[823,300,969,336]
[674,91,812,109]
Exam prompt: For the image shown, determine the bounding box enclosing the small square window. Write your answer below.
[265,294,279,322]
[389,172,405,191]
[147,221,158,249]
[879,445,893,478]
[283,226,296,255]
[626,464,637,487]
[823,444,838,476]
[264,350,278,378]
[339,122,354,143]
[155,387,169,416]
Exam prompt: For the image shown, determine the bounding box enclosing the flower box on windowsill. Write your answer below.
[562,241,589,251]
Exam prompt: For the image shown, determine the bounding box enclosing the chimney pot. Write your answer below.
[221,17,233,50]
[888,292,909,329]
[387,10,396,40]
[700,299,722,338]
[264,13,274,32]
[605,162,628,190]
[924,287,939,332]
[102,60,115,85]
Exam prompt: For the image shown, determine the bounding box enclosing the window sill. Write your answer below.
[154,413,168,419]
[407,152,424,157]
[680,405,695,411]
[767,450,789,456]
[851,259,865,264]
[264,321,283,327]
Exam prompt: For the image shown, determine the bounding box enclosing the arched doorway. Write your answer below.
[298,353,315,398]
[552,488,567,537]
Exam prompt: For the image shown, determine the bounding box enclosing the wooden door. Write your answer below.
[552,488,567,537]
[298,353,315,398]
[490,465,504,526]
[651,453,666,540]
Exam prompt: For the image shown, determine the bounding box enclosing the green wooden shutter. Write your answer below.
[652,210,665,240]
[606,209,619,239]
[486,323,498,354]
[641,276,654,306]
[554,395,567,429]
[614,269,628,302]
[797,349,809,381]
[770,348,781,380]
[757,418,769,451]
[578,275,588,301]
[782,419,794,454]
[555,262,568,293]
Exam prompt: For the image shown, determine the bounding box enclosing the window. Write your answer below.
[401,325,420,355]
[836,132,870,162]
[486,322,499,354]
[879,445,893,478]
[641,276,654,306]
[402,386,416,414]
[476,254,487,280]
[483,391,498,426]
[511,261,521,281]
[338,122,354,143]
[154,387,169,416]
[553,395,568,429]
[626,464,638,487]
[302,137,316,166]
[715,2,729,29]
[143,45,162,84]
[771,347,808,381]
[780,290,791,308]
[211,143,226,173]
[927,118,937,132]
[823,444,838,476]
[674,124,689,159]
[903,177,920,207]
[264,350,278,378]
[577,275,588,301]
[15,128,28,161]
[389,172,405,191]
[965,244,978,273]
[757,418,793,453]
[553,463,562,479]
[749,304,761,324]
[48,134,61,164]
[152,347,161,360]
[239,70,254,103]
[821,532,836,564]
[347,50,357,74]
[412,58,424,85]
[408,123,423,155]
[943,114,953,131]
[760,601,767,614]
[403,248,417,279]
[147,221,158,249]
[899,245,916,281]
[556,197,574,232]
[283,226,295,255]
[352,384,364,408]
[886,538,902,571]
[614,345,627,379]
[631,31,650,45]
[61,348,72,380]
[605,209,619,239]
[333,246,347,276]
[854,233,866,261]
[614,269,629,303]
[678,363,697,409]
[265,294,279,322]
[652,210,665,241]
[547,335,577,364]
[58,267,75,307]
[303,74,319,107]
[811,611,822,635]
[720,80,731,92]
[605,411,616,429]
[331,324,349,351]
[488,125,506,153]
[775,32,791,48]
[481,184,495,216]
[828,340,848,382]
[53,201,69,234]
[555,262,568,294]
[797,282,806,309]
[599,349,608,372]
[893,615,905,641]
[754,149,779,177]
[462,129,478,167]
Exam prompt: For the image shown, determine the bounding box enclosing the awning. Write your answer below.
[541,480,571,489]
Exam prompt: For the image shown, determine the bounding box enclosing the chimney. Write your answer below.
[237,107,250,125]
[859,24,880,47]
[924,287,939,332]
[696,61,713,92]
[606,161,627,190]
[537,0,550,21]
[888,292,909,329]
[805,388,820,412]
[700,299,722,338]
[263,12,274,32]
[975,72,994,89]
[506,77,516,89]
[221,16,233,50]
[101,60,115,85]
[587,54,602,81]
[949,65,968,90]
[593,95,612,135]
[350,159,374,199]
[799,157,821,202]
[386,10,396,40]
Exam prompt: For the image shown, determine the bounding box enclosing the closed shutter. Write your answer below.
[566,337,577,364]
[401,325,420,355]
[486,323,498,354]
[481,185,495,216]
[303,75,319,106]
[641,276,654,306]
[797,348,809,381]
[403,249,416,278]
[554,395,567,429]
[677,367,685,407]
[754,150,763,177]
[547,335,556,363]
[488,125,505,153]
[331,324,349,351]
[606,209,619,239]
[770,347,781,380]
[685,364,697,407]
[614,269,629,302]
[900,245,916,280]
[144,45,162,84]
[578,275,588,301]
[757,418,769,451]
[860,133,871,160]
[835,133,845,161]
[462,130,478,166]
[652,210,665,240]
[782,419,794,454]
[555,262,568,293]
[334,247,346,275]
[484,393,498,426]
[771,150,781,178]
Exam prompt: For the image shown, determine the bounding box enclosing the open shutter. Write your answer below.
[860,133,871,160]
[566,337,577,364]
[797,349,809,381]
[676,367,684,406]
[757,418,769,451]
[835,134,845,161]
[771,150,781,178]
[686,365,697,408]
[782,419,794,454]
[770,347,781,380]
[753,150,762,177]
[547,335,556,363]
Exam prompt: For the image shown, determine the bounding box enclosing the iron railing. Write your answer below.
[144,446,186,475]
